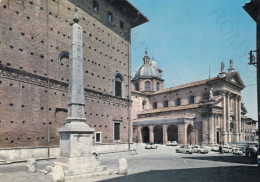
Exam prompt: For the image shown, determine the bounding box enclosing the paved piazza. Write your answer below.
[0,144,260,182]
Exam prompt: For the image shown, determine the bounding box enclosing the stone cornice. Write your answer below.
[0,65,131,106]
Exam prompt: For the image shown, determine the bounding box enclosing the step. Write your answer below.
[64,165,107,176]
[54,161,101,171]
[65,170,112,180]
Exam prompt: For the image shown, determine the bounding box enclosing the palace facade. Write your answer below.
[0,0,147,149]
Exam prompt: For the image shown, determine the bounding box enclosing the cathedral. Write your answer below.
[132,51,248,145]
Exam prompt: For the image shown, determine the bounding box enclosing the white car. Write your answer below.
[145,143,158,149]
[222,145,232,153]
[211,144,219,152]
[176,145,192,154]
[232,148,243,155]
[192,145,208,154]
[166,141,178,146]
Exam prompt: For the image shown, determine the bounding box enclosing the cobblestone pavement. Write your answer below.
[0,144,260,182]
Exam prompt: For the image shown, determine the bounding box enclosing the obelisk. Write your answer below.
[58,8,95,158]
[49,8,111,179]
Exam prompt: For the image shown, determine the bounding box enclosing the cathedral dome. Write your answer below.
[132,51,162,81]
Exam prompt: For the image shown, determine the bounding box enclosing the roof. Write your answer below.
[139,103,200,116]
[108,0,149,28]
[152,71,244,95]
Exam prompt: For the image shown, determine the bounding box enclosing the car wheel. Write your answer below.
[176,150,179,153]
[198,151,201,154]
[186,151,189,154]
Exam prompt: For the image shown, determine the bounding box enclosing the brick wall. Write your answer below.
[0,0,134,148]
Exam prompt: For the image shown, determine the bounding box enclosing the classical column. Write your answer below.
[149,125,154,143]
[163,125,168,144]
[238,96,242,142]
[233,95,239,142]
[222,92,227,144]
[209,114,214,145]
[226,92,231,143]
[214,114,217,144]
[202,115,208,145]
[137,126,142,143]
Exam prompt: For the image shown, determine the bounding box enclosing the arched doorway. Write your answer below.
[187,124,193,145]
[167,125,178,141]
[141,126,150,143]
[154,125,163,144]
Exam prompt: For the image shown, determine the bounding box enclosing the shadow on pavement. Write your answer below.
[182,155,250,164]
[100,166,259,182]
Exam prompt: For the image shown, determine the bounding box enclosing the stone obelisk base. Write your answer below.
[45,122,112,179]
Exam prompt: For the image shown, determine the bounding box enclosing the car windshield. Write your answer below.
[199,146,205,149]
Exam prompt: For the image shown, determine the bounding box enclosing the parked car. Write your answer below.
[222,145,232,153]
[145,143,158,149]
[166,141,178,146]
[176,145,192,154]
[192,145,209,154]
[233,148,243,155]
[211,144,219,152]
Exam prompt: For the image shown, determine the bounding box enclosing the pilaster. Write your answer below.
[149,125,154,143]
[163,125,168,144]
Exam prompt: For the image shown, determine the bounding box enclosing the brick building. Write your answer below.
[132,53,248,145]
[0,0,147,149]
[244,118,258,142]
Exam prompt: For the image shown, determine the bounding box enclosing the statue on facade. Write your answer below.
[221,61,225,73]
[209,87,214,100]
[229,58,233,69]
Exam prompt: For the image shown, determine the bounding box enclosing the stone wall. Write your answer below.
[0,0,134,148]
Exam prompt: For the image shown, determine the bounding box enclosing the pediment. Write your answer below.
[226,72,245,89]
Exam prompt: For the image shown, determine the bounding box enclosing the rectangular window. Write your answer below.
[93,0,98,12]
[95,132,101,143]
[153,102,157,109]
[203,93,209,100]
[120,20,125,29]
[189,96,195,104]
[108,12,112,22]
[176,98,181,106]
[114,122,120,141]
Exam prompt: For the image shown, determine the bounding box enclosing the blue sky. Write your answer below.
[129,0,257,120]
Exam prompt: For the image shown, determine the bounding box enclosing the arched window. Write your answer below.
[57,51,69,81]
[134,82,139,91]
[115,74,123,97]
[153,102,157,109]
[156,82,160,91]
[145,81,151,91]
[142,100,146,110]
[163,100,168,108]
[93,0,98,12]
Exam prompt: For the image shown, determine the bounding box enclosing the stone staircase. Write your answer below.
[44,156,112,180]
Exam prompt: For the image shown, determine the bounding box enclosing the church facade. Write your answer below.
[0,0,147,149]
[132,51,248,145]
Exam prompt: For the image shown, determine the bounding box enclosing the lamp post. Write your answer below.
[243,0,260,170]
